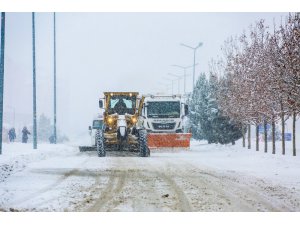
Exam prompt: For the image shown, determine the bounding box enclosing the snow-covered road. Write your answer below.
[1,141,300,212]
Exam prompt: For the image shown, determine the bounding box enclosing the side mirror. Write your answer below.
[88,126,92,130]
[99,100,103,108]
[184,104,189,116]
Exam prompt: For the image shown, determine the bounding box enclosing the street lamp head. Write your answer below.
[171,64,184,69]
[158,82,170,86]
[167,73,181,78]
[181,42,203,50]
[180,43,193,50]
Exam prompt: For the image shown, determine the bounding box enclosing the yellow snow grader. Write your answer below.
[96,92,150,157]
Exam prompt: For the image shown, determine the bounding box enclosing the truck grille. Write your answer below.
[152,122,176,130]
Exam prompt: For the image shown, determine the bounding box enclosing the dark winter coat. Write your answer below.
[22,127,31,143]
[8,128,16,142]
[49,135,55,144]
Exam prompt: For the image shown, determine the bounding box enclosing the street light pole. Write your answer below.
[164,78,175,95]
[32,12,37,149]
[167,73,182,94]
[159,81,173,92]
[180,42,203,90]
[0,12,5,155]
[53,12,57,144]
[172,64,196,94]
[171,80,174,95]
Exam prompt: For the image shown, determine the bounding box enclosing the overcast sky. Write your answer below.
[2,12,288,139]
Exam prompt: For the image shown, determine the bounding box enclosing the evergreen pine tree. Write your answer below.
[207,74,243,144]
[189,73,209,140]
[189,73,244,144]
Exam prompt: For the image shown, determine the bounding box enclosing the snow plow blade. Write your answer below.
[147,133,192,149]
[79,146,97,152]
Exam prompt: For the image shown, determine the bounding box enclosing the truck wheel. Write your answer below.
[138,130,150,157]
[96,129,106,157]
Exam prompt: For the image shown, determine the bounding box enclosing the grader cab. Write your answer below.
[96,92,150,157]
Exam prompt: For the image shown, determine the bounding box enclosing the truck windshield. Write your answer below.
[108,95,136,115]
[147,101,180,118]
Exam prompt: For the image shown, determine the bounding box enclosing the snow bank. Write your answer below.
[186,139,300,189]
[0,143,76,183]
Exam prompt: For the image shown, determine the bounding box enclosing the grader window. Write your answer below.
[108,95,136,115]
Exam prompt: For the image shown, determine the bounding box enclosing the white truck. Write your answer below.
[139,94,188,133]
[79,115,103,152]
[138,94,191,149]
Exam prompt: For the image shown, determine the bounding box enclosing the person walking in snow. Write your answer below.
[8,128,16,142]
[49,134,55,144]
[22,126,31,143]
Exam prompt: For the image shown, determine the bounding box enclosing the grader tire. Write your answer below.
[139,130,150,157]
[96,129,106,157]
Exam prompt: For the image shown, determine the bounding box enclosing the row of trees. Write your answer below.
[208,13,300,155]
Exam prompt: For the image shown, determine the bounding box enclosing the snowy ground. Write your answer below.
[1,139,300,212]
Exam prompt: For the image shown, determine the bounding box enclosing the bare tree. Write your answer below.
[213,14,299,156]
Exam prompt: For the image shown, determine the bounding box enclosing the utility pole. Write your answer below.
[180,42,203,90]
[53,12,57,144]
[32,12,37,149]
[0,12,5,155]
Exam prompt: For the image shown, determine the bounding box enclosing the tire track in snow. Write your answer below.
[174,160,290,211]
[161,161,255,211]
[141,159,193,212]
[156,170,192,212]
[87,171,126,212]
[169,166,254,211]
